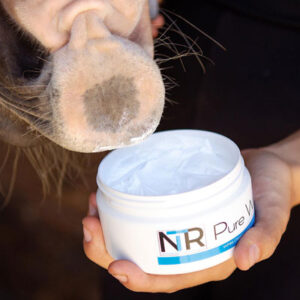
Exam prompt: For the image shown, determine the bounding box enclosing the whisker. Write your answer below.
[161,8,226,51]
[0,147,20,209]
[161,11,207,72]
[0,97,51,121]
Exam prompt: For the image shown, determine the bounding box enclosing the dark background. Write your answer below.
[1,0,300,299]
[102,0,300,299]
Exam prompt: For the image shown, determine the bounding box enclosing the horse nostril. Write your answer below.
[83,76,140,133]
[57,2,112,46]
[67,11,112,51]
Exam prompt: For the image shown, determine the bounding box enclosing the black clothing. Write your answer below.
[215,0,300,28]
[102,1,300,299]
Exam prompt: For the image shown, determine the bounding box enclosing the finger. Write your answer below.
[151,15,164,38]
[87,193,98,217]
[152,27,159,38]
[152,14,165,28]
[82,216,114,269]
[108,258,236,293]
[235,150,292,270]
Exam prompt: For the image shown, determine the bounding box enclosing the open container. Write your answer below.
[96,130,254,275]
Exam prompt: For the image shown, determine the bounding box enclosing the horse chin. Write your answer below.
[40,34,165,153]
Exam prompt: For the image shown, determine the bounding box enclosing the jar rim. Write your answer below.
[97,129,243,208]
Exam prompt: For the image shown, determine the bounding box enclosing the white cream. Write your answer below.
[101,132,233,196]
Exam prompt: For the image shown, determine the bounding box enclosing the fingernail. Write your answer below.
[248,244,260,268]
[88,203,98,217]
[83,227,92,243]
[112,274,128,283]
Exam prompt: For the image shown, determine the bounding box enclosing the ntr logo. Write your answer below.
[158,228,206,255]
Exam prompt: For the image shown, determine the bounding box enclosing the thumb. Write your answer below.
[234,150,292,270]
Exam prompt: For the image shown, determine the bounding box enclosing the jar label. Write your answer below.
[157,199,255,265]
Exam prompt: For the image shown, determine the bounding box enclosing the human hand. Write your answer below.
[82,146,294,293]
[82,193,236,293]
[234,147,293,270]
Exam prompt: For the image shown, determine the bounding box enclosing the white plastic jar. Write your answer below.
[96,130,254,275]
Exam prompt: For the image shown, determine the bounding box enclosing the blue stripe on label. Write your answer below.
[158,215,255,265]
[176,236,182,251]
[166,229,188,235]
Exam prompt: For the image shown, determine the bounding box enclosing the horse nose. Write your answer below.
[48,11,165,153]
